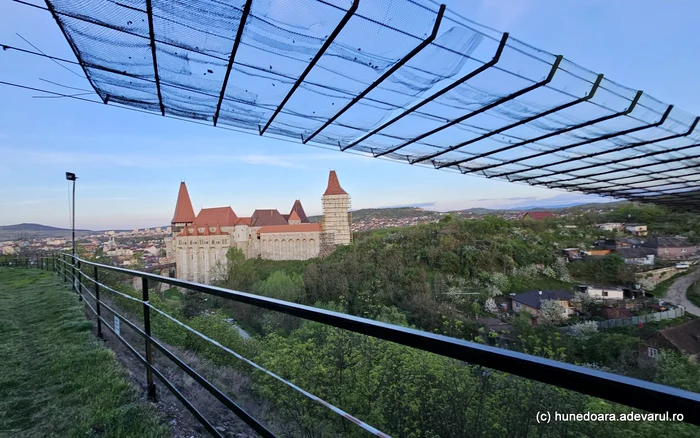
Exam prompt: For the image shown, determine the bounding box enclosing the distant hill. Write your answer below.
[308,207,443,223]
[307,201,630,226]
[0,223,92,241]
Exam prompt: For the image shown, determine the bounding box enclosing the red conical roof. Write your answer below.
[289,199,309,223]
[203,222,210,236]
[288,210,301,222]
[323,170,347,196]
[171,182,196,224]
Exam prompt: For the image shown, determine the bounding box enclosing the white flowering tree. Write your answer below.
[484,298,499,314]
[568,321,599,341]
[553,257,572,282]
[539,299,567,326]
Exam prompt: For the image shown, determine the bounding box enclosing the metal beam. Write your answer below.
[490,102,673,179]
[259,0,358,135]
[343,32,510,154]
[511,104,681,181]
[549,151,700,188]
[434,76,604,169]
[301,4,446,145]
[145,0,164,116]
[44,0,106,103]
[461,90,644,175]
[213,0,252,126]
[556,161,700,191]
[551,173,700,198]
[404,56,563,164]
[537,118,700,185]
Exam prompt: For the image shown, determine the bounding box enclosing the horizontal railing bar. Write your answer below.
[77,281,277,437]
[144,298,389,436]
[80,271,145,304]
[76,264,384,435]
[59,254,700,425]
[80,296,224,438]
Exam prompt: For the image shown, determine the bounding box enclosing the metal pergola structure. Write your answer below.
[5,0,700,211]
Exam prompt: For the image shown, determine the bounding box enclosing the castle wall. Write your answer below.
[260,231,321,260]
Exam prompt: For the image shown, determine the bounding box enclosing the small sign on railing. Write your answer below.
[114,316,120,336]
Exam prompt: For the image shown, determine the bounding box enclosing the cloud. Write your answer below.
[374,201,437,209]
[0,147,362,170]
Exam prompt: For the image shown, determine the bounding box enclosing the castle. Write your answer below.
[166,171,351,284]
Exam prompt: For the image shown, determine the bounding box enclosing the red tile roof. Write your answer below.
[251,209,288,227]
[289,210,301,222]
[235,217,251,226]
[194,207,238,227]
[171,182,196,224]
[323,170,347,196]
[522,211,555,221]
[258,223,322,234]
[289,199,310,223]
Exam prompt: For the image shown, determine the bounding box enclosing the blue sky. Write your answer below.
[1,0,698,230]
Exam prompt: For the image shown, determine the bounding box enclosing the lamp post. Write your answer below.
[66,172,77,292]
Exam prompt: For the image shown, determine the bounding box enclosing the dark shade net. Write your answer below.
[44,0,700,211]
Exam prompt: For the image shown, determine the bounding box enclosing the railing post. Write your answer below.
[95,265,103,339]
[62,254,67,283]
[142,276,156,402]
[72,255,78,295]
[76,259,82,300]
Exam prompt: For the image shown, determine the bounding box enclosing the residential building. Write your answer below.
[170,171,352,284]
[597,223,624,232]
[576,284,624,300]
[616,247,656,265]
[641,237,699,260]
[640,319,700,361]
[510,290,574,319]
[521,211,555,221]
[625,224,648,237]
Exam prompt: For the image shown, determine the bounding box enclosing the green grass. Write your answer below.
[689,280,700,308]
[0,268,170,438]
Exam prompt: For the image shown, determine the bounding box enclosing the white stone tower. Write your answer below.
[321,170,351,245]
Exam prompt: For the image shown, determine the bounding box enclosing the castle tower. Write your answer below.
[171,182,195,234]
[321,170,351,245]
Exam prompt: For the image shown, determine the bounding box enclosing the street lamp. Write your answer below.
[66,172,77,291]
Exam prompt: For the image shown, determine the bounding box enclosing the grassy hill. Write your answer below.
[0,268,169,437]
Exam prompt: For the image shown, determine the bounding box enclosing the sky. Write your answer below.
[1,0,699,230]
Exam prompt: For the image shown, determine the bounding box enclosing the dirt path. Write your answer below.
[665,268,700,316]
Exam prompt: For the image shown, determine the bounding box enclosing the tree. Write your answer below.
[538,299,567,326]
[484,298,499,314]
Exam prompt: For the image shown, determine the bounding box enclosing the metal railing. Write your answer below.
[3,253,700,435]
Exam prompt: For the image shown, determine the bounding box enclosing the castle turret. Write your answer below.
[171,182,195,234]
[321,170,351,245]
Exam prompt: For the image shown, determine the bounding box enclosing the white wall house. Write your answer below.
[579,285,624,300]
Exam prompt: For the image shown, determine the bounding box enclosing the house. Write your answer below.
[641,237,698,260]
[616,247,656,265]
[560,248,583,261]
[640,319,700,360]
[597,223,624,232]
[596,238,643,250]
[521,211,555,221]
[625,224,648,237]
[510,290,574,319]
[576,284,624,300]
[582,249,613,257]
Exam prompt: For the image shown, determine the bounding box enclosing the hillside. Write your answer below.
[308,201,628,230]
[0,223,92,240]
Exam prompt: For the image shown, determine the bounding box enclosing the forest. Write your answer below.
[87,203,700,437]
